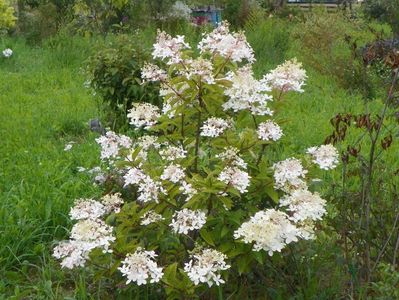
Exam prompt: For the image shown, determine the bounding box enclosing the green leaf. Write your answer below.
[237,254,253,274]
[265,185,279,203]
[200,229,215,246]
[162,262,178,287]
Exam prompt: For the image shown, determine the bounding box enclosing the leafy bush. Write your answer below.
[291,9,390,98]
[0,0,16,32]
[54,22,340,298]
[85,34,161,130]
[17,3,59,44]
[325,57,399,296]
[363,0,399,36]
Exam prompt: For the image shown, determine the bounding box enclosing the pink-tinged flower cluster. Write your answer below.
[152,30,190,64]
[199,21,255,63]
[119,248,164,285]
[96,131,132,160]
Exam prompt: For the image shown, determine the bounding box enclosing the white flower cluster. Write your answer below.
[170,208,206,234]
[184,249,231,287]
[279,189,326,223]
[200,117,230,137]
[53,219,115,269]
[2,48,12,58]
[141,63,167,82]
[152,30,190,64]
[179,181,197,201]
[216,147,247,169]
[218,166,251,194]
[127,103,160,129]
[101,193,124,214]
[69,198,106,220]
[273,158,308,193]
[140,210,165,225]
[199,21,255,63]
[234,209,299,255]
[119,248,164,285]
[185,58,215,84]
[161,164,185,183]
[96,131,132,160]
[159,144,187,161]
[263,58,307,93]
[217,147,250,194]
[223,66,273,116]
[123,167,165,203]
[257,120,283,141]
[53,193,123,269]
[128,135,160,162]
[307,144,339,170]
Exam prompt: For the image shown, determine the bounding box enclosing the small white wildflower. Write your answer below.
[200,117,230,137]
[218,166,251,193]
[234,209,299,255]
[127,103,160,129]
[77,166,86,172]
[307,144,339,170]
[140,210,165,225]
[2,48,12,58]
[161,164,185,183]
[257,120,283,141]
[64,142,75,151]
[184,248,230,287]
[119,248,164,285]
[170,208,206,234]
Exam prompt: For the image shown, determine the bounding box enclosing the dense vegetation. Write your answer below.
[1,0,399,299]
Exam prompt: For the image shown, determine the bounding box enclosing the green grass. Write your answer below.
[0,37,104,298]
[0,26,396,298]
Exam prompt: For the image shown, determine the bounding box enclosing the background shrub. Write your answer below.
[0,0,16,32]
[85,34,161,130]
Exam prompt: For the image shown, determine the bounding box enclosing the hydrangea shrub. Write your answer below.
[54,22,339,297]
